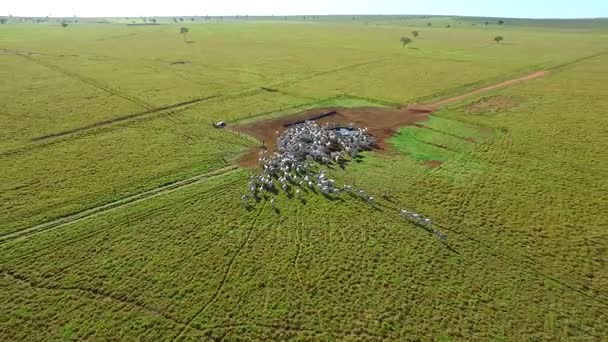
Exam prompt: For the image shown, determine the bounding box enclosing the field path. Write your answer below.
[410,70,548,111]
[0,165,239,244]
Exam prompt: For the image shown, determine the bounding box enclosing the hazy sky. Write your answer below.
[3,0,607,19]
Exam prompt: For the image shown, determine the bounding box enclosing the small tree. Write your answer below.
[0,19,7,24]
[498,20,505,25]
[494,36,504,44]
[180,27,189,42]
[61,22,68,28]
[151,18,156,23]
[400,36,413,47]
[427,22,432,27]
[412,30,419,38]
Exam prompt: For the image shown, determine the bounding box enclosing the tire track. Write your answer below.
[405,136,460,152]
[548,51,608,72]
[3,270,188,326]
[4,177,244,267]
[291,204,331,335]
[376,198,608,308]
[195,322,322,336]
[2,270,244,338]
[414,123,477,143]
[273,59,386,88]
[195,322,382,340]
[0,166,240,243]
[172,201,266,341]
[30,95,219,142]
[16,53,153,109]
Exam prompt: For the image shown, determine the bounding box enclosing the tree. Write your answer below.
[412,30,419,38]
[498,20,505,25]
[400,36,413,47]
[446,24,451,28]
[494,36,504,44]
[427,22,432,27]
[0,19,7,24]
[180,27,189,42]
[151,18,156,23]
[61,22,68,28]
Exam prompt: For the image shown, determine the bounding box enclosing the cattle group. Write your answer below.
[241,120,446,241]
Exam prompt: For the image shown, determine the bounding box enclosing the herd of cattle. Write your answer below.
[241,120,447,241]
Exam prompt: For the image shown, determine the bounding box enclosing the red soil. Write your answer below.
[234,106,429,166]
[233,70,548,167]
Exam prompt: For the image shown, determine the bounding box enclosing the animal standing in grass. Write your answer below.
[180,27,189,42]
[400,36,413,48]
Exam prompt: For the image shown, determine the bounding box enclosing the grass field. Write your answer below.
[1,16,607,340]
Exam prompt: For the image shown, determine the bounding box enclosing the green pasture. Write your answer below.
[1,17,607,340]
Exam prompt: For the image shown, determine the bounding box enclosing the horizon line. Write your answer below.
[2,14,608,20]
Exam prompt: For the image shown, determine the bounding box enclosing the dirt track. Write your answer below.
[424,71,547,109]
[0,165,240,244]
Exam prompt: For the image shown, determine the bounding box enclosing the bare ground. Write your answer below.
[234,70,549,167]
[234,106,429,166]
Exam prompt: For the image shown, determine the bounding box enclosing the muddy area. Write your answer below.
[234,106,430,167]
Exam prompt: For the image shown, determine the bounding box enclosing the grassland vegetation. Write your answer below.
[1,17,607,340]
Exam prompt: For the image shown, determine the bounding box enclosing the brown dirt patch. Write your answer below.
[424,160,443,169]
[234,106,430,167]
[465,95,518,114]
